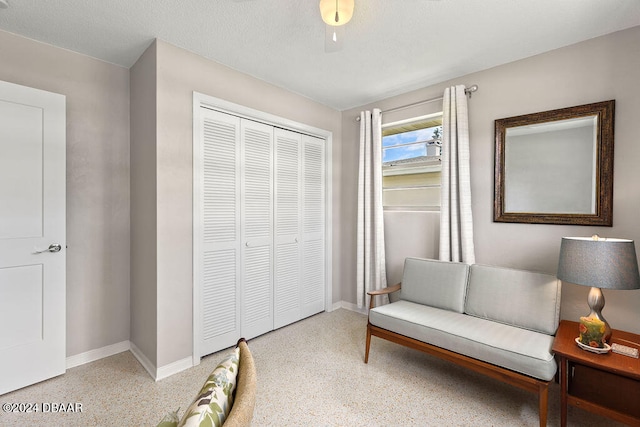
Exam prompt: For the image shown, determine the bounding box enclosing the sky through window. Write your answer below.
[382,125,442,163]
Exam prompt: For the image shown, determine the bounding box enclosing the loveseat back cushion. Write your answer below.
[399,258,470,313]
[465,264,561,335]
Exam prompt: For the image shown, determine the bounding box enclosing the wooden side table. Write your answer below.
[552,320,640,426]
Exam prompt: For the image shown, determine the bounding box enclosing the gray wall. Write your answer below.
[0,30,131,356]
[130,41,158,366]
[342,25,640,334]
[133,40,343,367]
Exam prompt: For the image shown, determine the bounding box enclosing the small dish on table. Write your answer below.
[575,337,611,354]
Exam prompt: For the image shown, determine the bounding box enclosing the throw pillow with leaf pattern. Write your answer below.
[178,347,240,427]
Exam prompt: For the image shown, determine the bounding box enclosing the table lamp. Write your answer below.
[557,235,640,347]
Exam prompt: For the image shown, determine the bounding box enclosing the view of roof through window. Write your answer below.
[382,115,443,166]
[381,114,444,209]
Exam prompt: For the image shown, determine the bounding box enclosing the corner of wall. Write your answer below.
[129,40,159,367]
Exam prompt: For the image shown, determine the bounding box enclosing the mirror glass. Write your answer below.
[504,116,597,214]
[494,100,614,226]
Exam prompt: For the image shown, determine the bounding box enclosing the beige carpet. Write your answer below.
[0,309,623,426]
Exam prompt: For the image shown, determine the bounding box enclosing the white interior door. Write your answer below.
[301,135,325,318]
[0,80,66,395]
[240,119,274,340]
[196,109,242,357]
[194,96,331,359]
[274,128,301,329]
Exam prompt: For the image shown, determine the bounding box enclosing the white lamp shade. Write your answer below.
[319,0,354,26]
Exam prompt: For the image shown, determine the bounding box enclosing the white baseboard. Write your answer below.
[128,342,193,381]
[156,357,193,381]
[65,304,364,380]
[66,340,194,382]
[66,340,130,369]
[129,341,157,380]
[337,301,368,315]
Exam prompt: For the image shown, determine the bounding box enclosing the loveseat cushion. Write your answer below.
[465,264,561,335]
[399,258,470,313]
[369,300,557,381]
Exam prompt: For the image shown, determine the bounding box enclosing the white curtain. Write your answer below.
[440,85,476,264]
[356,109,387,309]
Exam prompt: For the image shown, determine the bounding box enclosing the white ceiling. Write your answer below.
[0,0,639,110]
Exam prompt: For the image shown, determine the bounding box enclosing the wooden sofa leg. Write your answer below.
[365,323,372,363]
[538,382,549,427]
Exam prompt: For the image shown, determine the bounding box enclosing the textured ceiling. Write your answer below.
[0,0,639,110]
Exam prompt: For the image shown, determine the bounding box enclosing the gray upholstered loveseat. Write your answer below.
[365,258,561,427]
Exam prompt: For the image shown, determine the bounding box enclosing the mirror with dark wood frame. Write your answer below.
[494,100,615,226]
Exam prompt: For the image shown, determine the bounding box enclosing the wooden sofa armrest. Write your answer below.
[367,283,401,309]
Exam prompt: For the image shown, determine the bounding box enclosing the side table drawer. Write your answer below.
[569,362,640,419]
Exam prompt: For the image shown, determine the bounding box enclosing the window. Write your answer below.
[382,113,443,209]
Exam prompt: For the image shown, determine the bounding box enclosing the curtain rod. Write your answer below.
[355,84,478,121]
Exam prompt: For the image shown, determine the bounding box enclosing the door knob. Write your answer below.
[34,243,62,254]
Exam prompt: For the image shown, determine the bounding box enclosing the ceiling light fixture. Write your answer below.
[319,0,354,26]
[320,0,353,53]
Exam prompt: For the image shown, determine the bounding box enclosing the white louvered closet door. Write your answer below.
[301,134,325,318]
[274,128,301,329]
[196,104,326,357]
[198,109,242,356]
[240,120,274,340]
